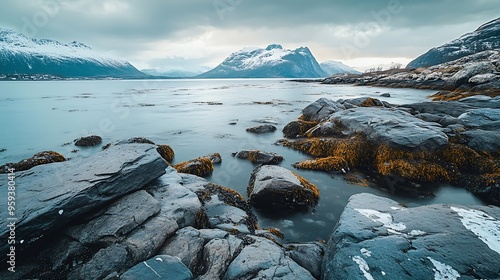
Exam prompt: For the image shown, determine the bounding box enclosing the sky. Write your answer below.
[0,0,499,72]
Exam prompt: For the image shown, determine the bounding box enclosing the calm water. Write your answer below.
[0,79,486,242]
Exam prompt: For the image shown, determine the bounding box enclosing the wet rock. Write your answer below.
[0,150,66,173]
[246,124,277,134]
[149,167,202,228]
[120,255,193,280]
[159,226,204,272]
[225,236,315,280]
[248,165,319,211]
[0,143,167,254]
[74,135,102,146]
[204,152,222,164]
[302,97,345,121]
[197,238,232,280]
[458,108,500,128]
[232,150,283,164]
[68,244,131,280]
[157,144,175,163]
[329,107,448,151]
[102,137,156,150]
[293,156,349,172]
[285,242,326,279]
[460,130,500,152]
[282,119,319,138]
[401,101,476,117]
[380,93,391,97]
[344,97,385,107]
[66,190,161,246]
[174,157,214,177]
[323,193,500,280]
[304,121,345,138]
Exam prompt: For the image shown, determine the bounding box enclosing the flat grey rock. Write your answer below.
[323,193,500,280]
[460,129,500,152]
[0,143,168,254]
[159,226,205,272]
[120,255,193,280]
[197,238,232,280]
[225,236,315,280]
[329,107,448,150]
[458,108,500,128]
[302,97,345,121]
[68,244,131,280]
[284,242,326,279]
[233,150,284,164]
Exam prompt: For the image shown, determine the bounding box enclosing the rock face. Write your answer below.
[329,107,449,151]
[407,17,500,68]
[248,165,319,211]
[246,124,277,134]
[232,150,284,164]
[0,143,167,255]
[323,193,500,280]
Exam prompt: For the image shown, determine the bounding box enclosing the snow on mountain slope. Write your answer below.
[0,28,146,78]
[407,17,500,68]
[197,44,328,78]
[320,61,360,75]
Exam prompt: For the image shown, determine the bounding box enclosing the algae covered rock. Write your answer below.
[248,165,319,211]
[246,124,277,134]
[174,157,214,177]
[74,135,102,146]
[0,150,66,173]
[157,144,175,163]
[301,97,345,121]
[282,119,319,138]
[232,150,283,164]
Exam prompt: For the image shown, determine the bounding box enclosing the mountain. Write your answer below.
[320,61,360,75]
[141,67,211,78]
[407,17,500,68]
[0,28,146,78]
[197,44,328,78]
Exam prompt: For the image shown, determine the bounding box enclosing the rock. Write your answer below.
[197,238,232,280]
[198,228,229,241]
[322,193,500,280]
[415,113,445,123]
[149,167,202,228]
[301,97,345,121]
[68,244,131,280]
[74,135,102,146]
[246,124,277,134]
[157,144,175,163]
[0,143,168,254]
[66,190,161,246]
[0,150,66,173]
[282,119,319,138]
[449,61,495,86]
[174,157,214,177]
[124,216,178,262]
[344,97,384,107]
[380,93,391,97]
[248,165,319,211]
[458,108,500,128]
[0,148,6,153]
[102,137,156,150]
[329,107,449,151]
[204,152,222,164]
[232,150,284,164]
[401,101,476,117]
[469,73,499,84]
[460,130,500,152]
[293,156,348,172]
[304,121,345,138]
[284,242,326,279]
[120,255,193,280]
[225,236,315,280]
[159,226,204,272]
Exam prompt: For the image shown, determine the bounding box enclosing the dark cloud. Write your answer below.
[0,0,498,70]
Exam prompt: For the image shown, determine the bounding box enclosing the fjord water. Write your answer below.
[0,79,486,242]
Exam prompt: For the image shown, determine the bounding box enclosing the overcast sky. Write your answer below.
[0,0,498,71]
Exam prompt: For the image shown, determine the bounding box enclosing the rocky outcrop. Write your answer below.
[323,193,500,279]
[232,150,284,164]
[0,143,167,255]
[74,135,102,146]
[248,165,319,211]
[246,124,277,134]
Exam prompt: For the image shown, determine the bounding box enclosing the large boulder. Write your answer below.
[400,101,476,117]
[232,150,284,164]
[159,226,205,272]
[329,107,449,151]
[448,61,495,87]
[248,165,319,211]
[246,124,277,134]
[301,98,345,121]
[0,143,168,255]
[174,157,214,177]
[120,255,193,280]
[74,135,102,147]
[323,193,500,279]
[225,236,315,280]
[460,130,500,153]
[458,108,500,128]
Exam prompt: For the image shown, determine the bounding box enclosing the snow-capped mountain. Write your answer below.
[197,44,328,78]
[141,67,211,78]
[320,61,360,75]
[0,28,146,78]
[407,17,500,68]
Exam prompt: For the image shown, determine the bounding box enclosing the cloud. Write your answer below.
[0,0,498,70]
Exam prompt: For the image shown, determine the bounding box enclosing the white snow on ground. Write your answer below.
[355,209,406,232]
[352,256,374,280]
[451,206,500,255]
[427,257,460,280]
